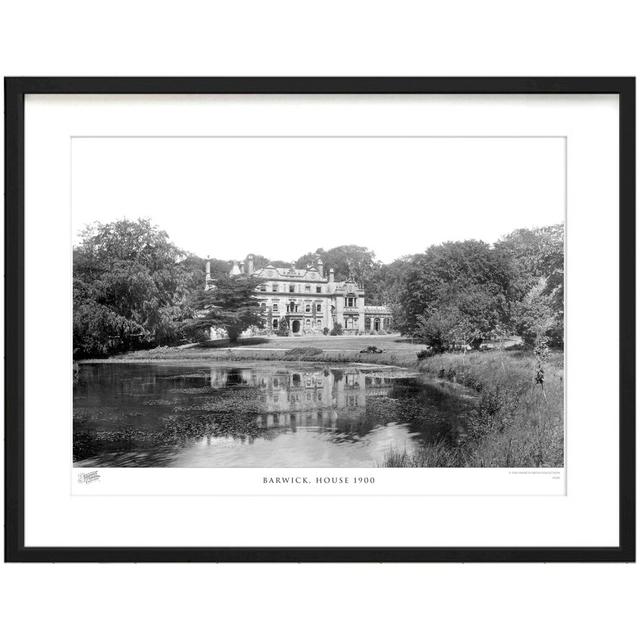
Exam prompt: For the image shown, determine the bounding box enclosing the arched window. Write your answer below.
[305,304,311,313]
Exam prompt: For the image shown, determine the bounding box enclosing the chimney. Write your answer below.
[205,256,211,290]
[246,254,254,274]
[329,268,334,283]
[316,256,324,277]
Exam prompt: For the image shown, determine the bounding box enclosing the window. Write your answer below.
[259,284,267,292]
[272,318,278,329]
[316,319,322,326]
[289,284,295,293]
[272,284,279,292]
[316,286,322,293]
[346,296,355,307]
[305,285,311,293]
[305,318,311,325]
[272,304,278,312]
[316,303,321,312]
[305,305,311,313]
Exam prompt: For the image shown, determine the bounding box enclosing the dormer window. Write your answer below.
[346,296,355,308]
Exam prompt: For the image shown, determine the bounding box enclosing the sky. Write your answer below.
[72,136,565,264]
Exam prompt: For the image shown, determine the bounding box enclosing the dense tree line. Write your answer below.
[396,225,564,351]
[73,218,563,358]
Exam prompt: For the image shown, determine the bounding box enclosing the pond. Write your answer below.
[73,361,476,467]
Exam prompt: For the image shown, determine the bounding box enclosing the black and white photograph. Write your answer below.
[72,135,565,470]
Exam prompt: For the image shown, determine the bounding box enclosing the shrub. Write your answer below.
[322,327,330,336]
[276,317,290,336]
[360,345,384,354]
[330,323,344,336]
[416,349,430,360]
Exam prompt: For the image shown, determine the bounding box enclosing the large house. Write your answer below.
[205,253,393,336]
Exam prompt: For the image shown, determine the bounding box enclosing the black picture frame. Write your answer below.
[4,77,636,563]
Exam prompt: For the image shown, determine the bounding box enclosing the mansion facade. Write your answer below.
[205,253,393,335]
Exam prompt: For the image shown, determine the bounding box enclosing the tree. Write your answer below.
[397,240,515,338]
[73,218,199,358]
[496,224,564,347]
[295,245,380,286]
[512,277,560,348]
[276,317,290,336]
[367,256,415,307]
[330,322,344,336]
[295,248,325,270]
[415,285,504,351]
[188,275,264,343]
[251,254,290,270]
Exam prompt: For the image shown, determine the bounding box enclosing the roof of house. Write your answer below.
[253,264,326,281]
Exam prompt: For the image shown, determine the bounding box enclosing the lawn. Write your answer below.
[105,334,425,364]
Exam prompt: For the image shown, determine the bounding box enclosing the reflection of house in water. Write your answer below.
[208,366,400,430]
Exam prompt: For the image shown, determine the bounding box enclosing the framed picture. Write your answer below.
[4,77,635,562]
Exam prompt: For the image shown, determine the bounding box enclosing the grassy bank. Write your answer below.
[383,349,564,467]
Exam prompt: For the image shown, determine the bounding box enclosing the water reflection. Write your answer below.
[74,362,475,467]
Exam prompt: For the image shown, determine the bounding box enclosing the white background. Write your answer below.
[1,2,638,639]
[72,136,565,262]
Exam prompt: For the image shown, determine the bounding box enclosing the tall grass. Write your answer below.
[383,350,564,467]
